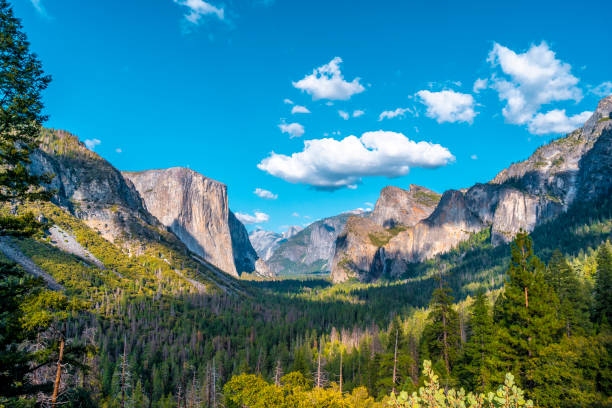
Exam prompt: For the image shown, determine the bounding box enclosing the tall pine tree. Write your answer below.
[492,232,562,397]
[593,243,612,327]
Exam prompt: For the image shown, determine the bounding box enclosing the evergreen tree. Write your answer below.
[492,232,562,397]
[459,290,494,391]
[0,0,51,217]
[420,277,460,381]
[593,243,612,326]
[544,250,590,336]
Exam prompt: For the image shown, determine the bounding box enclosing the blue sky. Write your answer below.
[16,0,612,232]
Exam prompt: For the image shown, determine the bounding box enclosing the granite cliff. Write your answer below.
[123,168,266,277]
[331,95,612,283]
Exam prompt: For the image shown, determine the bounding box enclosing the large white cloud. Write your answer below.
[235,211,269,224]
[173,0,224,24]
[416,90,477,123]
[378,107,412,121]
[279,122,305,138]
[254,188,278,200]
[292,57,365,101]
[527,109,592,135]
[487,42,582,125]
[257,131,454,190]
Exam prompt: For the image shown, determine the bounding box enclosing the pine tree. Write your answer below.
[459,290,493,391]
[492,232,562,395]
[420,277,460,381]
[544,250,590,336]
[593,243,612,326]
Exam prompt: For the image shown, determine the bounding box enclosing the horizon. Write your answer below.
[14,0,612,232]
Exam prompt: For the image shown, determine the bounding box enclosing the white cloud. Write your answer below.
[254,188,278,200]
[292,212,300,217]
[487,42,582,125]
[293,57,365,100]
[416,90,477,123]
[284,98,294,104]
[338,110,349,120]
[115,148,122,154]
[353,109,365,118]
[235,211,269,224]
[473,78,488,93]
[257,131,454,190]
[365,202,374,207]
[590,81,612,97]
[378,107,411,121]
[527,109,592,135]
[470,154,478,160]
[173,0,224,24]
[84,139,101,150]
[291,105,310,114]
[279,122,305,138]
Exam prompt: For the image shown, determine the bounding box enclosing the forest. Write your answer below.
[0,0,611,407]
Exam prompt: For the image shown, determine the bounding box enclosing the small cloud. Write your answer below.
[416,90,477,124]
[365,202,374,207]
[292,212,300,217]
[254,188,278,200]
[353,109,365,118]
[590,81,612,97]
[115,148,122,154]
[527,109,592,135]
[291,105,310,114]
[473,78,488,93]
[30,0,49,16]
[235,211,269,224]
[303,215,312,219]
[84,139,101,150]
[173,0,224,25]
[347,184,357,189]
[279,121,305,138]
[284,98,294,105]
[453,81,462,87]
[325,101,334,106]
[470,154,478,160]
[293,57,365,100]
[378,107,411,121]
[338,110,349,120]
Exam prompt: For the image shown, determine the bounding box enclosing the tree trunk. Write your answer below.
[392,329,399,394]
[51,336,65,408]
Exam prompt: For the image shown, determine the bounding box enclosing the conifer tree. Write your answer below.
[593,243,612,326]
[420,276,460,380]
[459,290,494,391]
[492,232,562,395]
[544,250,590,336]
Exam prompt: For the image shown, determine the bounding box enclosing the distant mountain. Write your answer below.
[265,211,367,276]
[249,225,302,262]
[330,95,612,283]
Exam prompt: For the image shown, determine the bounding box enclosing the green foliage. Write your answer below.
[387,360,533,408]
[593,242,612,325]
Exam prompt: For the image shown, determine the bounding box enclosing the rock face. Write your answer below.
[331,185,441,282]
[371,185,441,228]
[331,96,612,283]
[266,212,359,276]
[30,129,163,252]
[123,167,263,277]
[249,226,302,262]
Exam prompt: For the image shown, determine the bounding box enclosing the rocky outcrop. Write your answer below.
[331,95,612,283]
[331,185,442,282]
[266,212,359,276]
[30,129,164,252]
[123,167,265,277]
[371,185,441,228]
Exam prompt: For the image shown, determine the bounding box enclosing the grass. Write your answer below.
[414,191,441,207]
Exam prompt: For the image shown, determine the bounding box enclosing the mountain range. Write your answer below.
[3,96,611,287]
